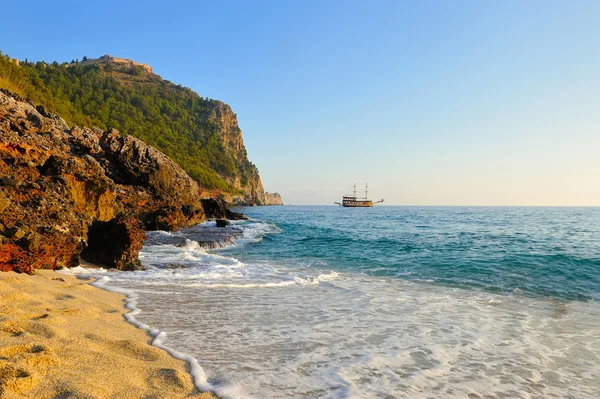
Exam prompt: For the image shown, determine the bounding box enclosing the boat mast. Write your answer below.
[365,183,368,200]
[353,183,356,198]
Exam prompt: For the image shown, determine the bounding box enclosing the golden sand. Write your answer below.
[0,270,216,399]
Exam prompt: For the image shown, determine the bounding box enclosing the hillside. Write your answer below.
[0,52,282,205]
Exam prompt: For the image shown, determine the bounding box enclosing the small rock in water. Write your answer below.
[216,219,230,228]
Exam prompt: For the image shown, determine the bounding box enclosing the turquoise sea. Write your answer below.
[72,206,600,398]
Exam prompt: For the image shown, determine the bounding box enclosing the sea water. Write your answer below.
[72,206,600,398]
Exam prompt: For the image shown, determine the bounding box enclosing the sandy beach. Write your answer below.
[0,270,216,399]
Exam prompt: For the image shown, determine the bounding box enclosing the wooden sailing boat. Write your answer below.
[335,184,384,207]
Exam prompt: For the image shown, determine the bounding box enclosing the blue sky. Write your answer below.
[3,1,599,205]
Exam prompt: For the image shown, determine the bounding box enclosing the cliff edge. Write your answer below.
[264,192,284,205]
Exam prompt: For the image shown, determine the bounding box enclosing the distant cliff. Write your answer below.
[264,192,284,205]
[0,52,282,205]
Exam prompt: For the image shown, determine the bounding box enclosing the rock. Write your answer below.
[263,192,284,205]
[146,204,204,231]
[147,206,185,231]
[6,226,26,240]
[0,243,46,274]
[216,219,230,228]
[35,104,51,118]
[0,89,215,273]
[0,177,20,187]
[200,198,227,219]
[98,129,201,206]
[201,198,248,220]
[81,214,145,271]
[0,191,10,213]
[18,232,41,251]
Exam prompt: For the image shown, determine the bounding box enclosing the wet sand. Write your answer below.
[0,270,216,399]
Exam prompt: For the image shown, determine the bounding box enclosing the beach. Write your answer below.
[0,270,216,399]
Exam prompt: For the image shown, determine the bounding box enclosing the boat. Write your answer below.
[334,184,384,207]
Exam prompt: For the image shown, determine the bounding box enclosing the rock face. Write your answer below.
[263,192,284,205]
[0,89,205,273]
[200,198,248,221]
[215,219,230,228]
[208,103,284,206]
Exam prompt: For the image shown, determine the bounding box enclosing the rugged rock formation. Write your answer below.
[208,102,274,206]
[0,89,206,273]
[200,198,247,221]
[215,219,230,228]
[263,192,284,205]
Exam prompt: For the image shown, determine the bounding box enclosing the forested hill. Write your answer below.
[0,52,279,205]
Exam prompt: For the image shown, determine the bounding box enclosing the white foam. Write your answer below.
[187,281,298,289]
[229,220,281,246]
[122,272,600,398]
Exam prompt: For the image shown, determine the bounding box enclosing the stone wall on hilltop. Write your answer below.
[79,54,153,73]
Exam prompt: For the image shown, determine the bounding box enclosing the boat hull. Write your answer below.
[342,201,373,207]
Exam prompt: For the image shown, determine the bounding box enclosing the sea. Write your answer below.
[68,206,600,398]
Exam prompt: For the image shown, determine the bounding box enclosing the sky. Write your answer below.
[2,1,599,205]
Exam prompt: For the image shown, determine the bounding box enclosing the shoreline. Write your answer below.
[0,269,217,399]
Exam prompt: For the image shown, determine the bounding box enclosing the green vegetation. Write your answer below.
[0,52,258,193]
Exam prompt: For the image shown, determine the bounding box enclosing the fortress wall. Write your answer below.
[78,55,152,73]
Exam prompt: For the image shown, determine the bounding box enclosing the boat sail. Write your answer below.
[335,184,384,207]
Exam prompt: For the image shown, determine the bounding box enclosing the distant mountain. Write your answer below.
[0,52,282,205]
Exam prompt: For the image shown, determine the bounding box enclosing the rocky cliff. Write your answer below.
[207,102,270,205]
[200,102,283,206]
[0,54,283,206]
[263,192,284,205]
[0,89,211,273]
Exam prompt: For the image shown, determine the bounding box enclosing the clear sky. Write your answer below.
[2,1,599,205]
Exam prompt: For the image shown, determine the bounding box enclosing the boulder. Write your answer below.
[216,219,230,228]
[145,204,204,231]
[201,198,248,220]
